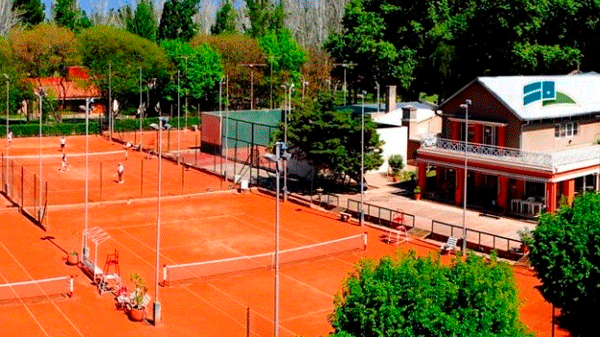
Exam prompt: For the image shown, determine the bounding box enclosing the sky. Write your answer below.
[41,0,140,17]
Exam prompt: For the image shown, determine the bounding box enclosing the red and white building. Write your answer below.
[416,74,600,217]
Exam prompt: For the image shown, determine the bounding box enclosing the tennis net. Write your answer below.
[3,150,127,167]
[162,233,367,285]
[0,276,74,305]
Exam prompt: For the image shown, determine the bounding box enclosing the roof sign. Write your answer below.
[523,80,575,106]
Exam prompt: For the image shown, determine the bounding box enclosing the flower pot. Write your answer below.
[414,192,422,201]
[66,253,78,265]
[128,308,145,322]
[392,176,399,182]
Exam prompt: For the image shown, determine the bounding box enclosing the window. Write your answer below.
[554,122,579,138]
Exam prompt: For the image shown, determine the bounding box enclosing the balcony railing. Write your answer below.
[420,137,600,169]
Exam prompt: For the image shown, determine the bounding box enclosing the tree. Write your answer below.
[78,26,173,115]
[259,29,306,81]
[245,0,286,38]
[157,0,199,41]
[126,0,158,41]
[12,0,45,26]
[10,24,81,78]
[191,33,265,110]
[160,39,223,111]
[211,0,237,35]
[0,37,33,119]
[331,251,531,337]
[524,192,600,336]
[272,93,383,184]
[52,0,91,32]
[0,0,19,37]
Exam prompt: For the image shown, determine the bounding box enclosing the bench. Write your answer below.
[441,236,458,254]
[82,257,104,283]
[339,212,352,222]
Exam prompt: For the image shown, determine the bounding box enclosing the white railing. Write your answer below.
[421,138,600,168]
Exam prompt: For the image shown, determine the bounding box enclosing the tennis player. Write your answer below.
[60,136,66,152]
[7,130,12,146]
[117,162,124,183]
[60,154,69,172]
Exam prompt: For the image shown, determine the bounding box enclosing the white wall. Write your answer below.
[376,126,408,173]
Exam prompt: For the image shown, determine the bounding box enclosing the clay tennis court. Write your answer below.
[0,135,569,336]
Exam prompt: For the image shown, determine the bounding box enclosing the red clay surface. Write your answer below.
[1,134,226,207]
[0,134,570,336]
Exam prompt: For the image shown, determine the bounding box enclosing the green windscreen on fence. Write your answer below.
[205,109,282,148]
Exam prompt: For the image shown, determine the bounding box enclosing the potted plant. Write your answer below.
[517,227,533,254]
[388,155,404,182]
[66,251,79,265]
[413,186,422,200]
[128,273,148,322]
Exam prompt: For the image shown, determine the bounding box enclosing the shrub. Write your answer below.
[388,154,404,174]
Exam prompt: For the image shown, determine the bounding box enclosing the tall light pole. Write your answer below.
[333,63,357,106]
[177,70,181,163]
[241,63,266,110]
[152,116,171,326]
[82,98,93,256]
[358,91,366,226]
[3,74,8,192]
[139,67,143,151]
[285,83,294,202]
[109,63,112,142]
[225,75,230,181]
[460,99,472,252]
[37,87,45,221]
[264,142,290,337]
[219,76,225,178]
[375,81,380,113]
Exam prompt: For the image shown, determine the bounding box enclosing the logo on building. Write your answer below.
[523,81,576,106]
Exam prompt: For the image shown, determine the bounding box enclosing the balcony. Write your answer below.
[419,137,600,170]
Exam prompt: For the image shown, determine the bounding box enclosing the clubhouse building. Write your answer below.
[416,74,600,217]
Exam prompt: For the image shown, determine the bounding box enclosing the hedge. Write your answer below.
[0,116,201,138]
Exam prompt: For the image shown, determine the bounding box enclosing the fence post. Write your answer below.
[99,162,103,202]
[20,166,23,209]
[33,174,37,214]
[181,164,185,195]
[140,159,144,197]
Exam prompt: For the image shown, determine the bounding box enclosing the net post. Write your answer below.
[161,265,169,287]
[68,276,74,297]
[246,307,250,337]
[363,232,368,251]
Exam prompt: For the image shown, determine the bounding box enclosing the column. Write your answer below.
[497,176,508,210]
[497,125,506,148]
[451,121,460,141]
[561,179,575,206]
[546,182,557,212]
[455,168,464,205]
[417,162,427,193]
[474,123,483,144]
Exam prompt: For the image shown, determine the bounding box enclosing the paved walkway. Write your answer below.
[330,172,534,250]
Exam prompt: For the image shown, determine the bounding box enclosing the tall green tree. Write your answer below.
[0,37,32,119]
[52,0,91,32]
[244,0,285,38]
[12,0,45,26]
[160,40,223,110]
[211,0,236,35]
[126,0,158,41]
[273,93,383,184]
[78,26,173,115]
[524,192,600,336]
[157,0,199,41]
[330,251,531,337]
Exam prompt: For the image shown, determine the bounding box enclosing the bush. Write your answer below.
[2,122,101,137]
[388,154,404,174]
